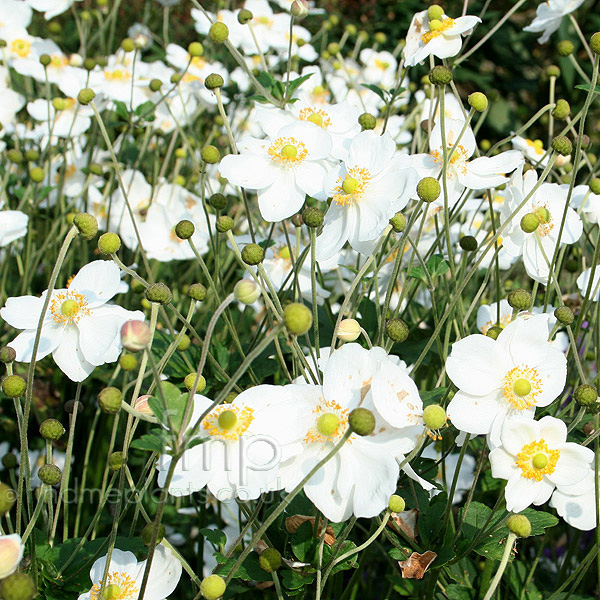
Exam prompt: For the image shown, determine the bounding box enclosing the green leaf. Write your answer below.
[282,570,315,591]
[421,387,448,405]
[113,100,129,120]
[445,584,475,600]
[199,528,227,548]
[362,83,388,101]
[135,100,155,118]
[215,552,273,582]
[291,521,316,562]
[130,428,169,452]
[287,73,313,95]
[147,382,190,434]
[427,254,450,278]
[575,84,600,95]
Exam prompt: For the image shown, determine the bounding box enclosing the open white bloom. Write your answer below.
[1,261,144,382]
[27,98,92,139]
[404,10,481,66]
[27,0,83,19]
[511,136,549,168]
[446,314,566,444]
[316,131,418,261]
[0,211,28,247]
[219,121,332,222]
[476,300,513,335]
[577,267,600,301]
[78,545,181,600]
[0,0,31,38]
[0,534,24,579]
[570,184,600,225]
[359,49,397,88]
[411,119,523,206]
[550,467,599,530]
[489,415,593,513]
[524,0,585,44]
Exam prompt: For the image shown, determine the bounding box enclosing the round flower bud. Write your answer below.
[216,215,234,233]
[121,320,151,351]
[302,206,324,228]
[98,232,121,254]
[327,42,340,55]
[459,235,478,252]
[557,40,574,56]
[210,193,227,210]
[423,404,447,430]
[98,387,123,414]
[142,522,166,546]
[209,22,229,44]
[119,353,138,371]
[388,494,406,513]
[145,283,172,305]
[149,78,162,92]
[554,305,574,326]
[83,57,96,70]
[175,220,195,240]
[417,177,441,203]
[241,243,264,265]
[284,303,313,336]
[121,38,135,52]
[590,178,600,195]
[590,32,600,55]
[39,418,65,441]
[73,212,98,240]
[201,145,220,164]
[200,575,226,600]
[552,136,572,156]
[358,112,376,130]
[2,375,26,399]
[427,5,444,20]
[0,483,15,514]
[507,288,532,311]
[39,53,51,66]
[0,347,16,364]
[345,24,357,35]
[171,73,182,84]
[188,41,204,57]
[77,87,96,105]
[348,407,375,436]
[238,8,253,23]
[487,325,503,339]
[89,163,103,176]
[184,373,206,392]
[24,149,40,162]
[546,65,561,78]
[468,92,488,112]
[39,464,62,486]
[30,167,45,183]
[389,212,407,233]
[385,318,408,343]
[574,384,598,407]
[374,31,386,44]
[188,283,207,302]
[337,318,361,342]
[255,547,280,574]
[234,279,261,305]
[108,451,123,472]
[291,0,309,18]
[177,334,191,352]
[552,99,570,120]
[520,213,540,233]
[2,453,18,470]
[0,573,37,600]
[205,73,224,90]
[506,514,531,538]
[7,150,23,164]
[429,65,452,86]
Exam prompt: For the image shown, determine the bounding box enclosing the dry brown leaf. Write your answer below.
[284,515,336,546]
[398,551,437,579]
[388,509,418,542]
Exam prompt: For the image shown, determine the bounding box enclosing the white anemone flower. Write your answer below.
[0,211,28,247]
[489,415,593,513]
[511,136,549,168]
[550,467,599,530]
[403,10,481,67]
[570,184,600,225]
[1,261,145,382]
[316,131,418,261]
[523,0,585,44]
[0,534,24,579]
[446,314,567,444]
[576,267,600,301]
[78,545,181,600]
[26,0,83,19]
[219,121,332,222]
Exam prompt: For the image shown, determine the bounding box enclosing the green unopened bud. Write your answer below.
[2,453,18,470]
[389,212,407,233]
[590,178,600,195]
[39,53,51,66]
[0,573,37,600]
[590,32,600,55]
[200,575,226,600]
[552,99,570,120]
[98,387,123,414]
[98,232,121,254]
[177,334,191,352]
[109,451,123,472]
[39,418,65,441]
[302,206,323,228]
[348,407,375,436]
[216,215,234,233]
[241,243,264,265]
[73,212,98,240]
[210,193,227,210]
[2,375,26,398]
[7,149,24,164]
[417,177,441,203]
[188,41,204,57]
[209,22,229,44]
[385,318,408,343]
[520,213,540,233]
[388,494,406,513]
[0,346,16,363]
[238,8,253,24]
[459,235,478,252]
[284,303,313,336]
[184,373,206,392]
[77,87,96,105]
[29,167,45,183]
[552,136,572,156]
[423,404,447,430]
[142,522,166,546]
[201,145,220,164]
[554,305,573,325]
[205,73,224,90]
[507,514,531,538]
[557,40,574,56]
[24,149,40,162]
[429,65,452,86]
[487,325,503,339]
[546,65,561,78]
[175,220,195,240]
[358,112,376,130]
[83,57,96,70]
[121,38,135,52]
[234,279,261,305]
[0,483,15,514]
[145,283,172,305]
[574,383,598,407]
[468,92,488,112]
[508,288,532,311]
[374,32,386,44]
[149,78,162,92]
[188,283,207,302]
[259,547,282,572]
[119,353,138,371]
[39,464,62,486]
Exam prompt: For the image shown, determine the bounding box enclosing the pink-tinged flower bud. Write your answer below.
[134,395,154,416]
[121,320,151,352]
[0,534,24,579]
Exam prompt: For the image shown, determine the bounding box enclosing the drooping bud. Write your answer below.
[284,303,313,336]
[121,320,152,351]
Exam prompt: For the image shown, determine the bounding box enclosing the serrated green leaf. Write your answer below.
[130,429,169,452]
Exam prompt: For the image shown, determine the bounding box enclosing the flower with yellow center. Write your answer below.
[10,38,31,58]
[203,405,255,442]
[303,399,351,447]
[489,415,593,513]
[477,300,513,335]
[446,313,567,445]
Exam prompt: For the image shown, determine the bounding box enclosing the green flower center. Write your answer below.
[218,410,238,430]
[103,584,122,600]
[532,453,548,469]
[280,144,298,159]
[535,207,551,224]
[317,413,340,436]
[61,299,80,317]
[513,378,532,397]
[342,176,359,195]
[307,112,323,126]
